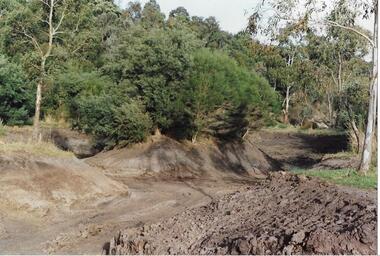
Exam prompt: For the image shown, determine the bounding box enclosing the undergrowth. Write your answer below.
[264,124,345,136]
[0,142,73,158]
[291,168,377,190]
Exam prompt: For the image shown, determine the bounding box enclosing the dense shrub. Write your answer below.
[103,25,200,132]
[45,70,111,122]
[113,101,153,146]
[185,49,279,140]
[74,95,152,147]
[0,56,34,125]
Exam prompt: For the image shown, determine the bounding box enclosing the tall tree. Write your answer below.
[250,0,377,174]
[359,0,377,174]
[4,0,68,140]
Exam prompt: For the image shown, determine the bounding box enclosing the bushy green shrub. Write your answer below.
[0,56,34,125]
[44,63,113,120]
[74,95,152,147]
[103,25,200,132]
[184,49,279,139]
[113,101,153,146]
[74,95,115,140]
[336,83,368,130]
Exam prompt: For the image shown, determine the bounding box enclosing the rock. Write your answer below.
[237,239,251,254]
[291,231,305,244]
[313,121,329,129]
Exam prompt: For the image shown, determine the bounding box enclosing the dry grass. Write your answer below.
[323,151,357,159]
[263,125,345,136]
[0,141,73,158]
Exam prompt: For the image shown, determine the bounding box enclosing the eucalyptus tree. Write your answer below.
[250,0,377,174]
[1,0,121,140]
[8,0,69,140]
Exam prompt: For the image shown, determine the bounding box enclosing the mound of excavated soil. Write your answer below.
[86,135,280,179]
[250,131,348,169]
[313,154,360,170]
[0,152,128,217]
[107,172,377,255]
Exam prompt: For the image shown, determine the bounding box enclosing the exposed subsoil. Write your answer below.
[0,130,376,255]
[250,130,349,169]
[107,172,377,255]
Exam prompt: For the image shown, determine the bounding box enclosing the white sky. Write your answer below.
[116,0,373,34]
[117,0,257,33]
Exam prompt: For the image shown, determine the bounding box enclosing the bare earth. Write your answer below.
[0,131,376,254]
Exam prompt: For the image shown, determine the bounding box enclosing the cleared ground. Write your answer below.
[0,129,376,254]
[108,172,376,255]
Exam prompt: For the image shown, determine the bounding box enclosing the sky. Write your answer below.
[116,0,373,34]
[117,0,257,33]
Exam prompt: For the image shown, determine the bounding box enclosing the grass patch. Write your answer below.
[291,168,377,190]
[0,142,73,158]
[263,125,345,136]
[323,151,357,159]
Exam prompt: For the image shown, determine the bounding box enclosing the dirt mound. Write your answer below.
[250,130,349,169]
[107,172,376,255]
[0,152,128,217]
[313,154,360,170]
[86,135,280,179]
[50,128,99,158]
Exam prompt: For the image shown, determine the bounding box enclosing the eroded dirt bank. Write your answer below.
[0,131,376,254]
[250,130,349,169]
[107,172,377,255]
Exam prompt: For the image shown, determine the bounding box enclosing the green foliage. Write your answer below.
[112,101,153,146]
[336,83,369,130]
[44,62,113,119]
[185,49,279,139]
[0,55,33,125]
[104,25,200,131]
[74,95,115,140]
[75,95,152,147]
[0,0,371,150]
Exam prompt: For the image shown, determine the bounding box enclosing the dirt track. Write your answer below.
[107,172,376,255]
[0,131,376,254]
[0,150,259,254]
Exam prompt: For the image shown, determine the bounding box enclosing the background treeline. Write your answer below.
[0,0,372,150]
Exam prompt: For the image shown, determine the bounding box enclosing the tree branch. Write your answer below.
[325,20,374,47]
[21,30,44,57]
[270,10,374,48]
[53,1,67,34]
[39,0,50,7]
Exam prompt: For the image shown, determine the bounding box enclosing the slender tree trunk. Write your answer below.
[192,131,198,144]
[242,128,249,140]
[32,0,56,141]
[350,119,361,154]
[154,128,161,136]
[338,52,343,92]
[327,92,333,124]
[283,85,291,124]
[33,82,42,141]
[359,6,378,175]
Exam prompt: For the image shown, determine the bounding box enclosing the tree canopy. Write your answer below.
[0,0,374,154]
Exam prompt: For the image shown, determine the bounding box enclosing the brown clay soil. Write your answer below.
[107,172,376,255]
[250,130,349,169]
[0,131,376,254]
